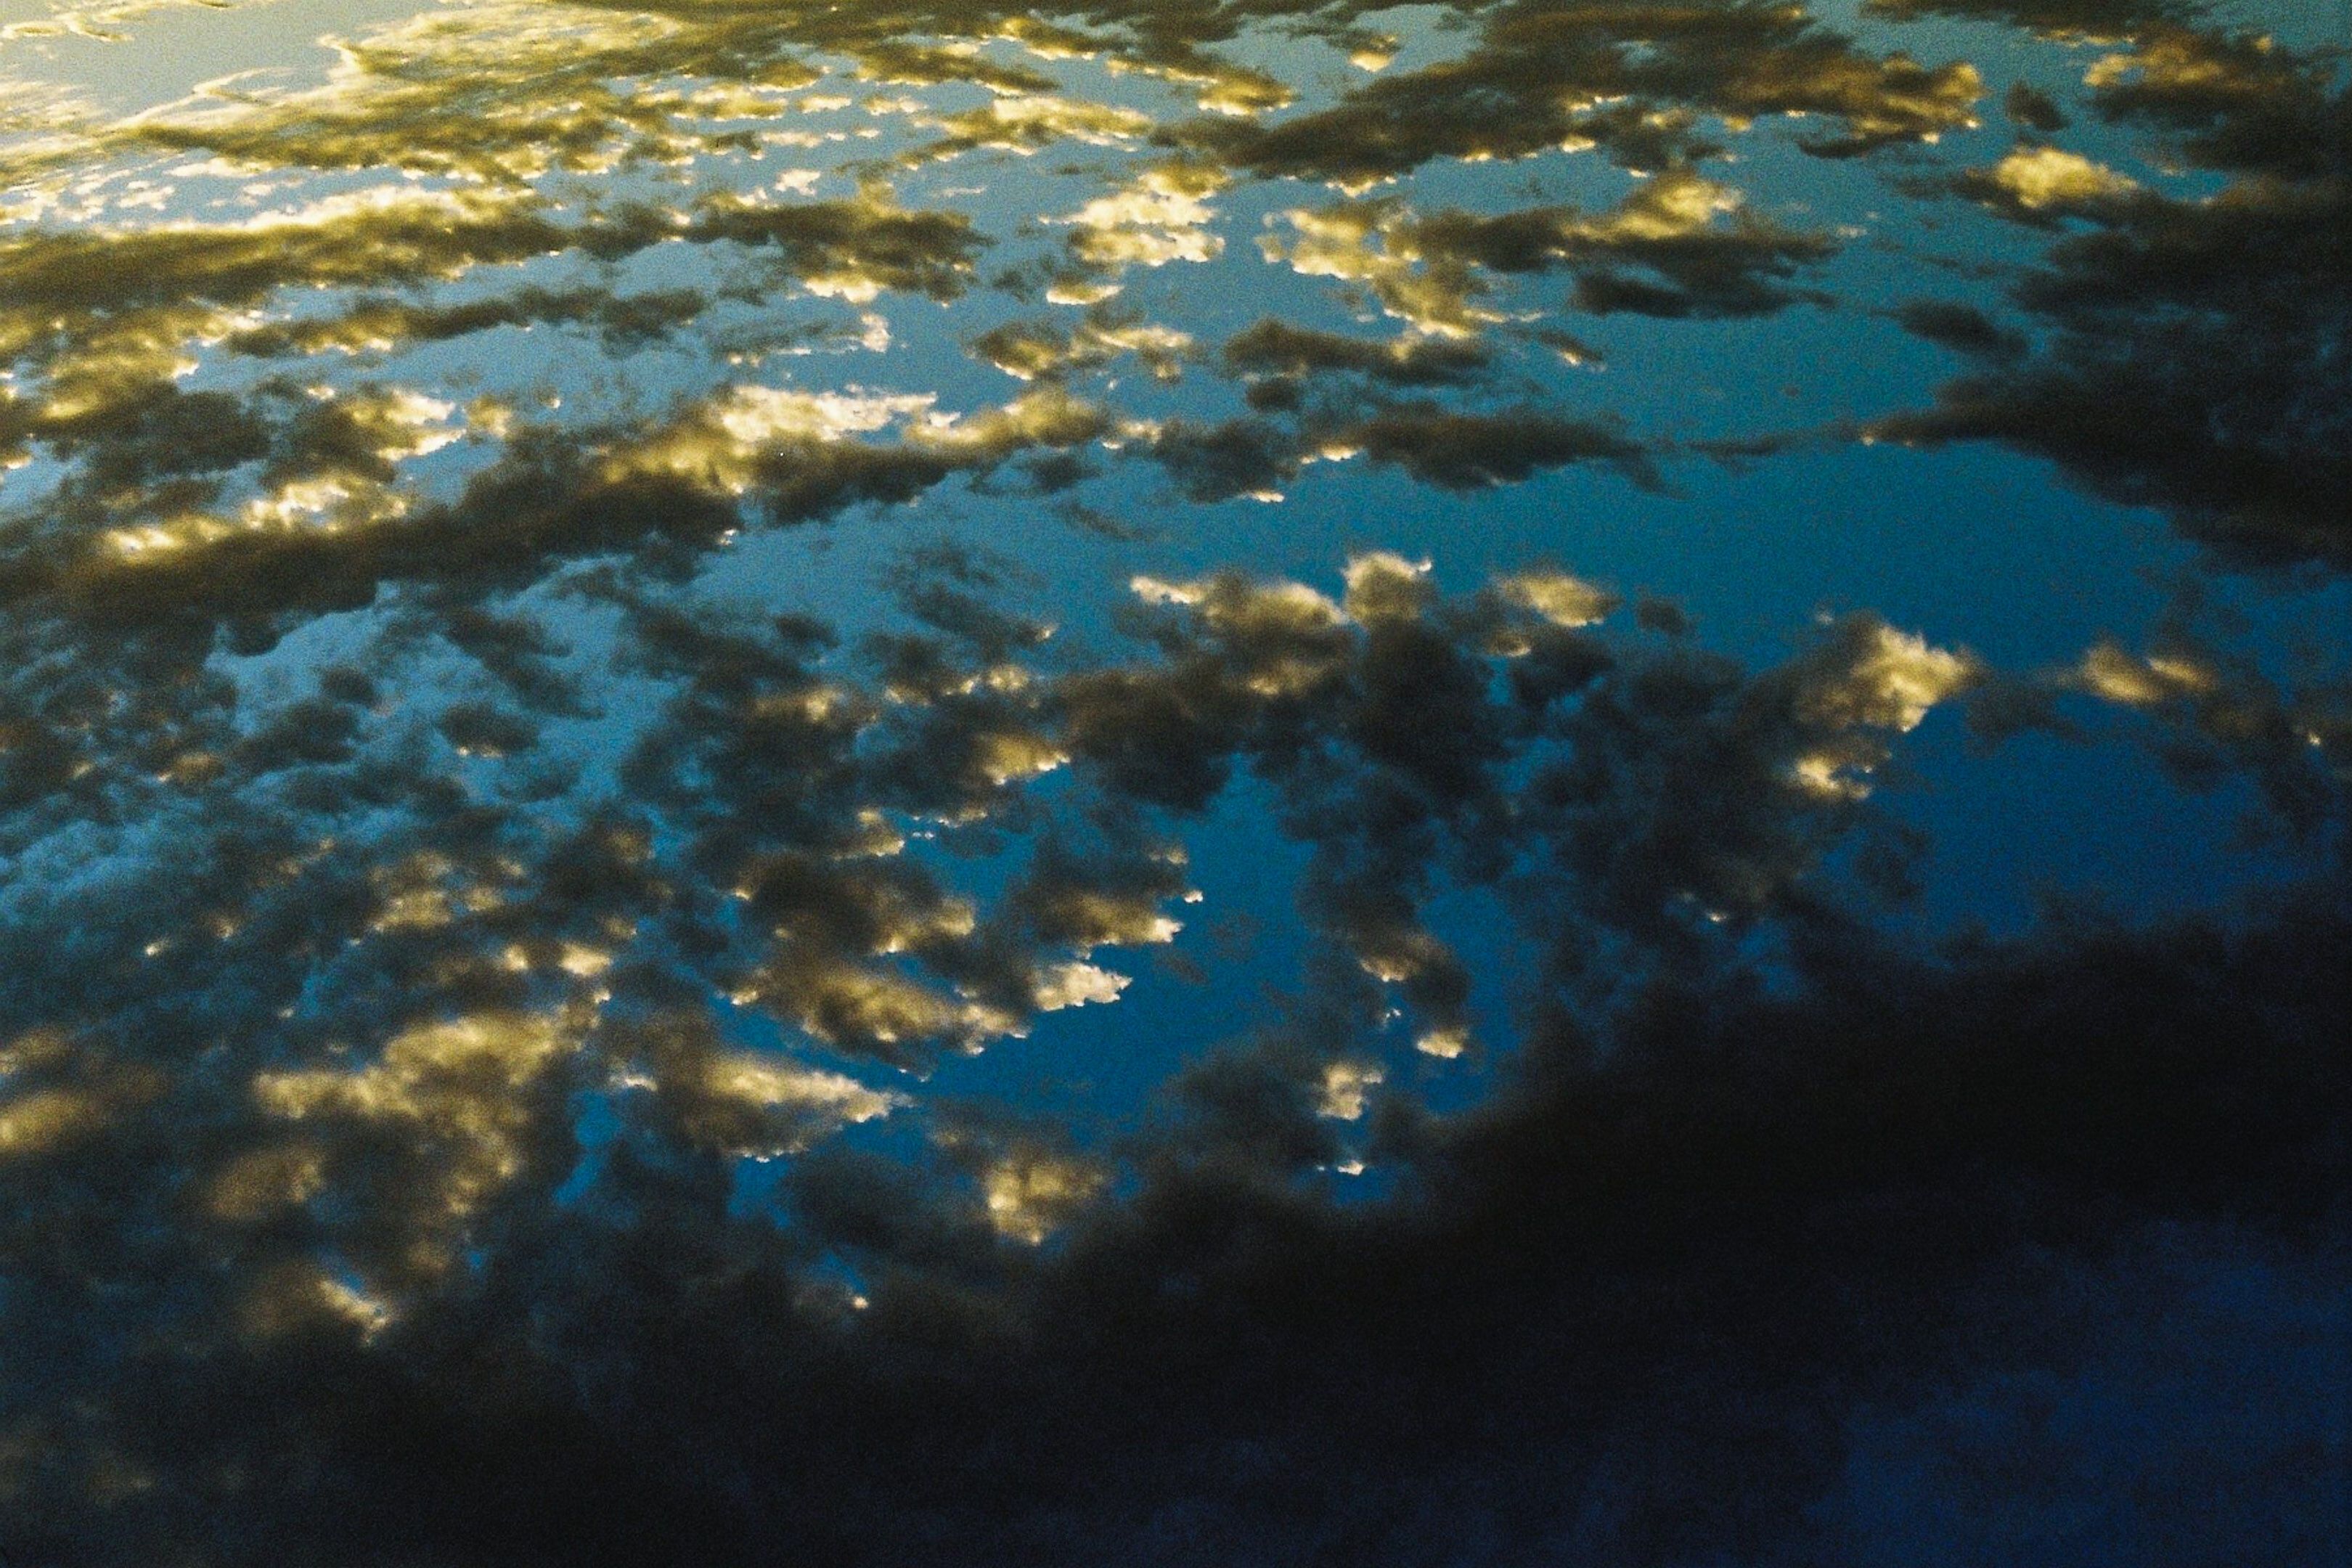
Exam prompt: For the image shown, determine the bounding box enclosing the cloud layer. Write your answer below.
[0,1,2344,1562]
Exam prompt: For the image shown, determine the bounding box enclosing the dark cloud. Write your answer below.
[2059,595,2352,841]
[0,493,2340,1567]
[971,309,1193,384]
[1869,22,2350,568]
[2004,80,2068,131]
[7,780,2337,1566]
[1180,0,1982,187]
[1863,0,2200,32]
[1256,175,1838,346]
[1137,402,1662,504]
[1871,176,2350,566]
[1222,317,1492,390]
[224,287,713,360]
[1888,298,2029,361]
[1416,172,1841,319]
[1347,404,1662,490]
[2081,24,2348,181]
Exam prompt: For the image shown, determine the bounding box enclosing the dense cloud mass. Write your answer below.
[0,1,2345,1564]
[3,544,2340,1567]
[1871,16,2351,566]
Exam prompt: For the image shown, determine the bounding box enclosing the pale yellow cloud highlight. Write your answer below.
[1989,145,2139,209]
[981,1148,1106,1244]
[253,1010,579,1263]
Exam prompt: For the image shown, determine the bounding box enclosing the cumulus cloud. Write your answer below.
[1183,0,1980,187]
[1413,170,1841,319]
[1222,317,1491,396]
[1260,172,1837,342]
[1259,197,1501,339]
[1055,161,1229,287]
[1955,142,2142,219]
[972,308,1192,383]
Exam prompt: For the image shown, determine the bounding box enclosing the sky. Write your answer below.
[0,1,2345,1563]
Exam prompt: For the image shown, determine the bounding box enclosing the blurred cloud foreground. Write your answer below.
[0,0,2345,1562]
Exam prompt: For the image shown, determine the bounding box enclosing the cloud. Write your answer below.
[1954,142,2141,221]
[1259,197,1500,339]
[969,1139,1108,1244]
[1261,173,1838,341]
[1133,402,1661,505]
[617,1010,905,1159]
[1413,171,1841,319]
[972,309,1192,383]
[1180,0,1979,187]
[1346,404,1661,490]
[1043,161,1230,302]
[2064,618,2352,838]
[1222,317,1492,393]
[0,2,2340,1561]
[1866,20,2350,568]
[0,535,2339,1564]
[223,286,711,360]
[1888,298,2029,359]
[2004,80,2068,131]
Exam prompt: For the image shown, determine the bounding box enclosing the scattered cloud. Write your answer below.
[0,1,2340,1561]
